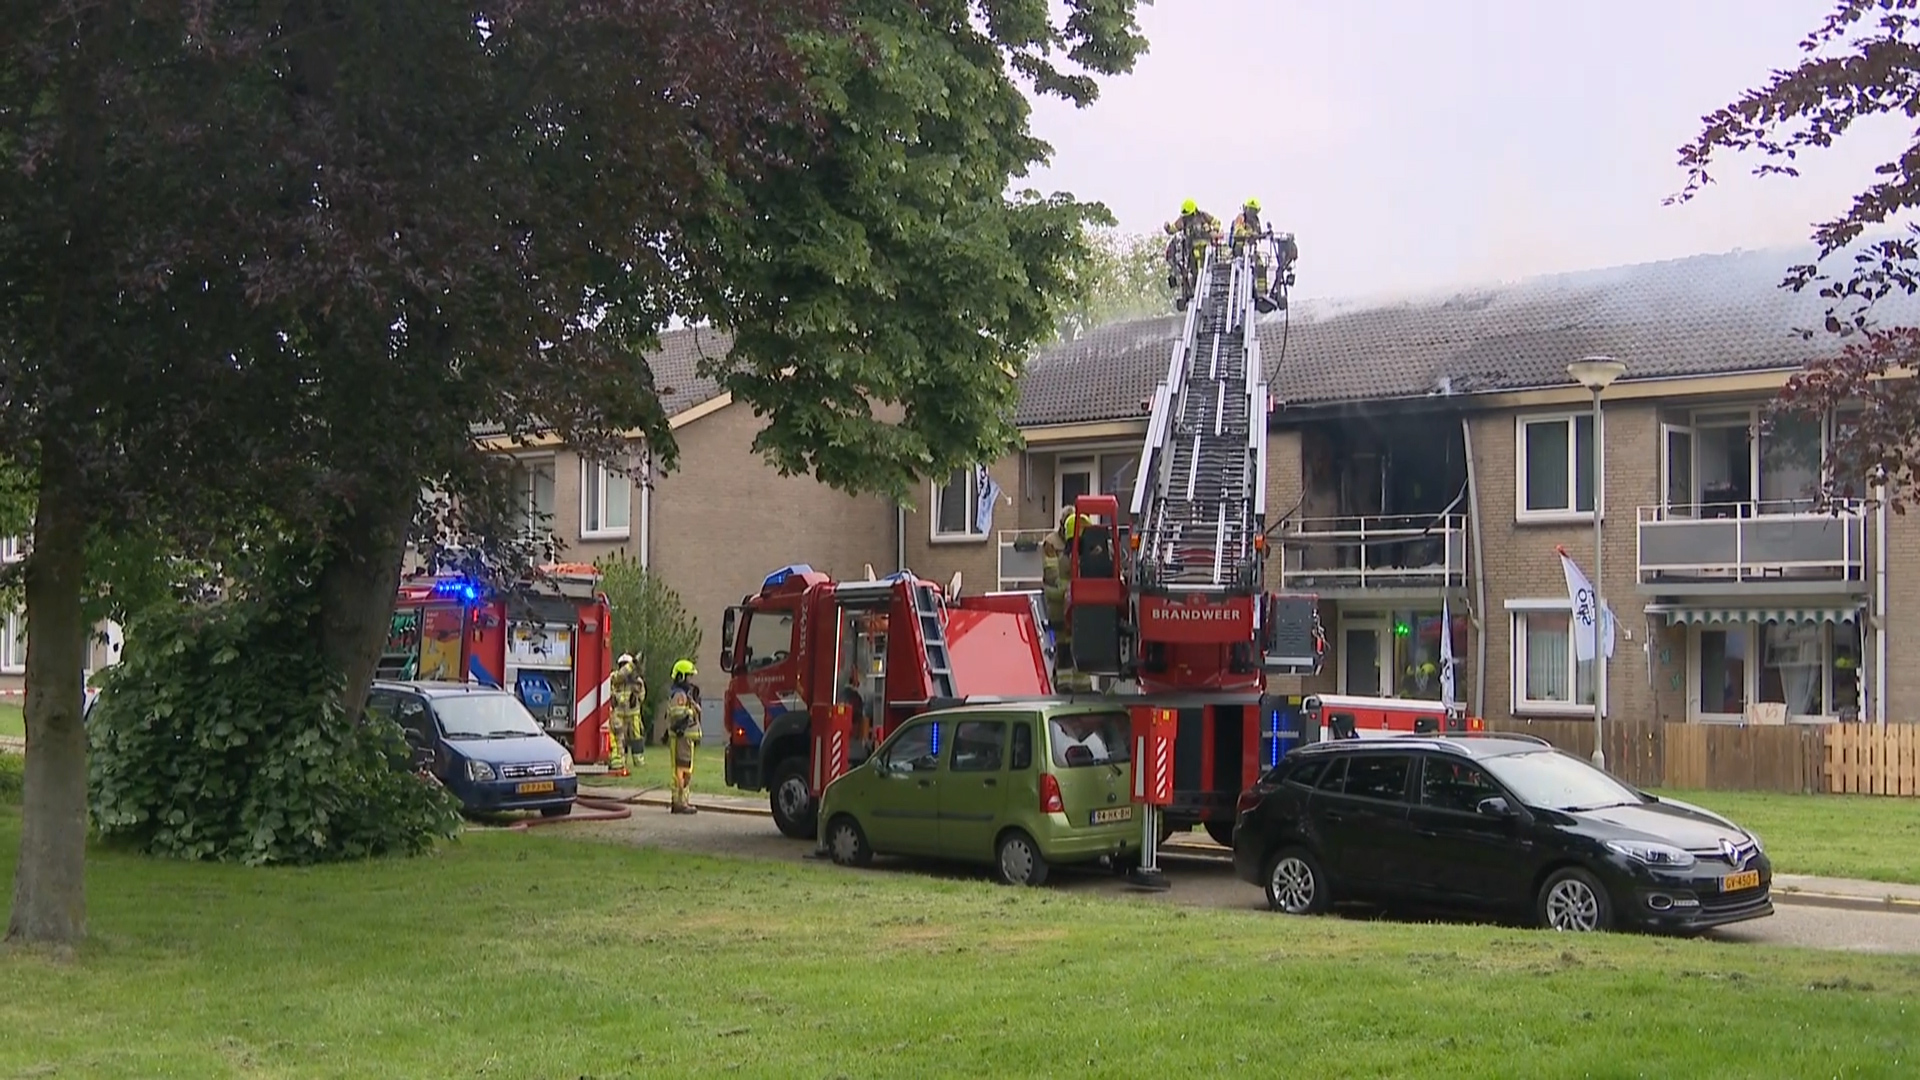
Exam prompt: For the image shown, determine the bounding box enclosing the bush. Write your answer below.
[0,751,21,805]
[595,553,702,739]
[86,600,463,865]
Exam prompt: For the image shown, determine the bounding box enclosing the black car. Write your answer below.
[1230,734,1773,933]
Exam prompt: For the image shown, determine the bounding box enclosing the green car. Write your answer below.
[817,701,1138,886]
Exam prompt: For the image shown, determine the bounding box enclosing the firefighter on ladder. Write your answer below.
[1163,199,1221,311]
[1230,198,1281,315]
[1042,508,1096,693]
[665,660,703,814]
[608,652,645,774]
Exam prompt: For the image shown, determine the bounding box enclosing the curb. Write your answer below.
[1770,888,1920,917]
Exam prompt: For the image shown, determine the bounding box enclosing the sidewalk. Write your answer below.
[579,781,1920,917]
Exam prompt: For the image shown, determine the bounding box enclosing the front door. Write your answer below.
[1340,619,1389,696]
[1405,754,1528,905]
[864,718,943,855]
[939,718,1009,860]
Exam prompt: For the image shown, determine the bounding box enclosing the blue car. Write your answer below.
[367,680,579,817]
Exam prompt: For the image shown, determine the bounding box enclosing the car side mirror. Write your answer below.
[1476,796,1517,818]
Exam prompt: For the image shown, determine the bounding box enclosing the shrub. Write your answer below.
[0,751,21,805]
[86,600,463,864]
[594,553,702,739]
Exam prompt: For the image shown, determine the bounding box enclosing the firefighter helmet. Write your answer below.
[672,659,697,679]
[1244,197,1260,211]
[1181,198,1198,215]
[617,653,635,666]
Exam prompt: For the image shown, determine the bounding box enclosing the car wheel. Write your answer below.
[1538,867,1614,932]
[1264,847,1330,915]
[1204,820,1236,848]
[769,757,817,840]
[825,814,873,868]
[996,830,1051,887]
[540,804,573,819]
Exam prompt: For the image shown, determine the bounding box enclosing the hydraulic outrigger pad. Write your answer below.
[1126,805,1172,892]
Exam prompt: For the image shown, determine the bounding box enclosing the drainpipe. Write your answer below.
[637,447,653,571]
[896,502,907,574]
[1876,491,1888,726]
[1460,417,1489,718]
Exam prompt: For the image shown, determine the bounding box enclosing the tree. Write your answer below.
[1055,229,1172,341]
[1671,0,1920,508]
[595,554,702,739]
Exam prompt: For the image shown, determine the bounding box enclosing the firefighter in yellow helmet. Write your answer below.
[608,652,645,774]
[664,659,704,814]
[1230,198,1279,312]
[1163,199,1222,310]
[1040,509,1095,692]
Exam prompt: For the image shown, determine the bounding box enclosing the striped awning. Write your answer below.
[1645,605,1860,627]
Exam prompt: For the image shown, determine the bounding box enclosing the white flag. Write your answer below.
[1601,603,1617,661]
[975,466,1002,534]
[1559,550,1600,663]
[1439,601,1457,709]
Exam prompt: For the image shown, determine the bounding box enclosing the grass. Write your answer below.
[0,702,20,739]
[580,741,759,800]
[1653,787,1920,886]
[2,810,1917,1078]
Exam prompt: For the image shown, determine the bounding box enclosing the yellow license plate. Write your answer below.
[1722,870,1760,892]
[516,781,556,795]
[1090,806,1134,825]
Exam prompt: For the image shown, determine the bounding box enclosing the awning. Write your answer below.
[1644,605,1861,627]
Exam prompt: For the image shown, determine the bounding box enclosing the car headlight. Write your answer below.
[558,752,575,777]
[467,760,497,782]
[1604,839,1696,869]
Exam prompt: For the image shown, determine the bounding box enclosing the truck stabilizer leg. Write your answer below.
[1126,804,1171,891]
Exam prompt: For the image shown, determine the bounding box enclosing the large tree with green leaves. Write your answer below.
[2,0,1147,945]
[1053,229,1171,341]
[1672,0,1920,507]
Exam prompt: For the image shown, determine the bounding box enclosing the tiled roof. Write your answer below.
[472,325,733,438]
[1014,246,1920,425]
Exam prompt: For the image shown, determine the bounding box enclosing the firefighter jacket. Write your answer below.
[1231,209,1262,242]
[610,664,645,713]
[666,681,703,739]
[1165,210,1220,246]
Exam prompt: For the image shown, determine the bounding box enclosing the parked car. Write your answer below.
[366,680,578,817]
[1231,734,1773,934]
[818,701,1138,885]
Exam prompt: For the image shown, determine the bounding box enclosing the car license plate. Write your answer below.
[1722,869,1760,892]
[1090,806,1134,825]
[516,781,556,795]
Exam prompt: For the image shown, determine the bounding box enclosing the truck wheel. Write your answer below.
[769,757,817,840]
[1203,820,1235,848]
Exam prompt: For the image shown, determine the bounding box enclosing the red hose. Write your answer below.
[501,792,643,831]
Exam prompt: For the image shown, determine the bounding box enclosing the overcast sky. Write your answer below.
[1023,0,1912,303]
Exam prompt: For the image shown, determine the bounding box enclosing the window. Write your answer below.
[1338,754,1414,802]
[1047,711,1131,768]
[879,722,940,773]
[512,458,556,538]
[2,609,24,674]
[1693,620,1862,720]
[1516,414,1596,518]
[741,610,795,671]
[0,536,23,563]
[1057,456,1096,518]
[1511,609,1595,714]
[580,459,632,539]
[1419,757,1502,814]
[1284,755,1332,790]
[1011,722,1033,770]
[1665,405,1862,517]
[1314,757,1349,792]
[950,720,1006,772]
[932,467,988,541]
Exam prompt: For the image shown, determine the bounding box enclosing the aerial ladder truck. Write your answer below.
[1061,229,1325,877]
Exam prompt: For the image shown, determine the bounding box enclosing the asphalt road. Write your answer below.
[530,805,1920,955]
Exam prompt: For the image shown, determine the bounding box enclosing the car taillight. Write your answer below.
[1040,773,1064,814]
[1236,788,1263,815]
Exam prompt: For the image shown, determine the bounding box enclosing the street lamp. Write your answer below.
[1567,356,1627,770]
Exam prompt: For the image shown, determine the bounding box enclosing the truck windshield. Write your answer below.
[432,694,546,739]
[1048,711,1131,768]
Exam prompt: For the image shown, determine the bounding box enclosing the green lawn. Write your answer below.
[1653,788,1920,886]
[1,810,1916,1078]
[0,702,20,739]
[580,742,759,800]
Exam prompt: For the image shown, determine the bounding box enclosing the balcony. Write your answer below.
[1636,503,1866,590]
[1277,514,1468,597]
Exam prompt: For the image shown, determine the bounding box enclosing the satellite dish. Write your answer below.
[863,563,876,581]
[947,571,963,600]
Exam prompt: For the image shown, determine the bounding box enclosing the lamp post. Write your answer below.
[1566,356,1627,770]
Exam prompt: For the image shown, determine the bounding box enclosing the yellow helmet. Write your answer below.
[672,659,697,679]
[1060,510,1082,541]
[1181,199,1198,215]
[1245,197,1261,211]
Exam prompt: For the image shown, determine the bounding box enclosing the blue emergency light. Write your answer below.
[432,577,485,603]
[762,564,816,590]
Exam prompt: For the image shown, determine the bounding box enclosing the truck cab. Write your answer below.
[717,564,1054,839]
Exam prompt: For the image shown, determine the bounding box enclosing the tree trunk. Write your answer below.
[6,450,93,947]
[315,484,417,715]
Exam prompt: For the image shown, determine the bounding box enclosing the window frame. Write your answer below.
[1661,403,1866,518]
[878,720,942,774]
[579,458,633,540]
[1508,601,1596,718]
[1514,411,1601,523]
[1,609,24,674]
[511,455,557,540]
[930,467,988,544]
[1687,620,1860,722]
[0,536,23,564]
[949,719,1008,773]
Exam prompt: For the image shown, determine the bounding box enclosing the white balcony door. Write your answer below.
[1339,619,1389,696]
[1661,424,1694,518]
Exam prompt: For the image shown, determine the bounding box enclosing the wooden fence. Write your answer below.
[1484,718,1918,796]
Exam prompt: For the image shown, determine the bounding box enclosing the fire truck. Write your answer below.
[378,564,615,766]
[716,564,1055,838]
[1302,693,1487,741]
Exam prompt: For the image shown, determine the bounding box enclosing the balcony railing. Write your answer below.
[1277,514,1467,592]
[1636,502,1866,586]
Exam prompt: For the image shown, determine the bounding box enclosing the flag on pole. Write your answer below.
[1439,599,1457,710]
[1557,545,1617,662]
[975,466,1002,534]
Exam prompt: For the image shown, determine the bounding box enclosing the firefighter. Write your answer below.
[1230,198,1276,310]
[1041,509,1095,693]
[610,652,646,772]
[1163,199,1221,310]
[665,659,704,814]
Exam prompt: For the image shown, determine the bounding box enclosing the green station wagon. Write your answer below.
[817,702,1139,885]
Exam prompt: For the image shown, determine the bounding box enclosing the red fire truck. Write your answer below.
[378,564,615,765]
[717,564,1055,838]
[1302,693,1487,741]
